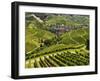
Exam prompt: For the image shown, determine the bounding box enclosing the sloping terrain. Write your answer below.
[25,13,89,68]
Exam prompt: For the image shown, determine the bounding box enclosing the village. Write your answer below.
[49,24,88,36]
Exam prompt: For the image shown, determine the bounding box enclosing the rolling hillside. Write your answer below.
[25,24,56,53]
[25,13,89,68]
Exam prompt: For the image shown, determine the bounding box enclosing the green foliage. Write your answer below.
[25,13,90,68]
[45,15,67,26]
[61,28,89,45]
[25,45,89,68]
[25,24,55,53]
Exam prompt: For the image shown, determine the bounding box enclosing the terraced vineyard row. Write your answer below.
[25,45,89,68]
[26,44,85,60]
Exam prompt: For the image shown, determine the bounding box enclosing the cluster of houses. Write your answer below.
[49,24,88,36]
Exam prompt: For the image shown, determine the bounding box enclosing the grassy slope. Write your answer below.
[25,28,89,68]
[60,27,89,45]
[25,14,89,68]
[25,24,56,53]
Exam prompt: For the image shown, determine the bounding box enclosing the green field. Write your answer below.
[25,13,89,68]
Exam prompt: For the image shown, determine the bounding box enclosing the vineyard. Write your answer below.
[26,45,89,68]
[25,13,89,68]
